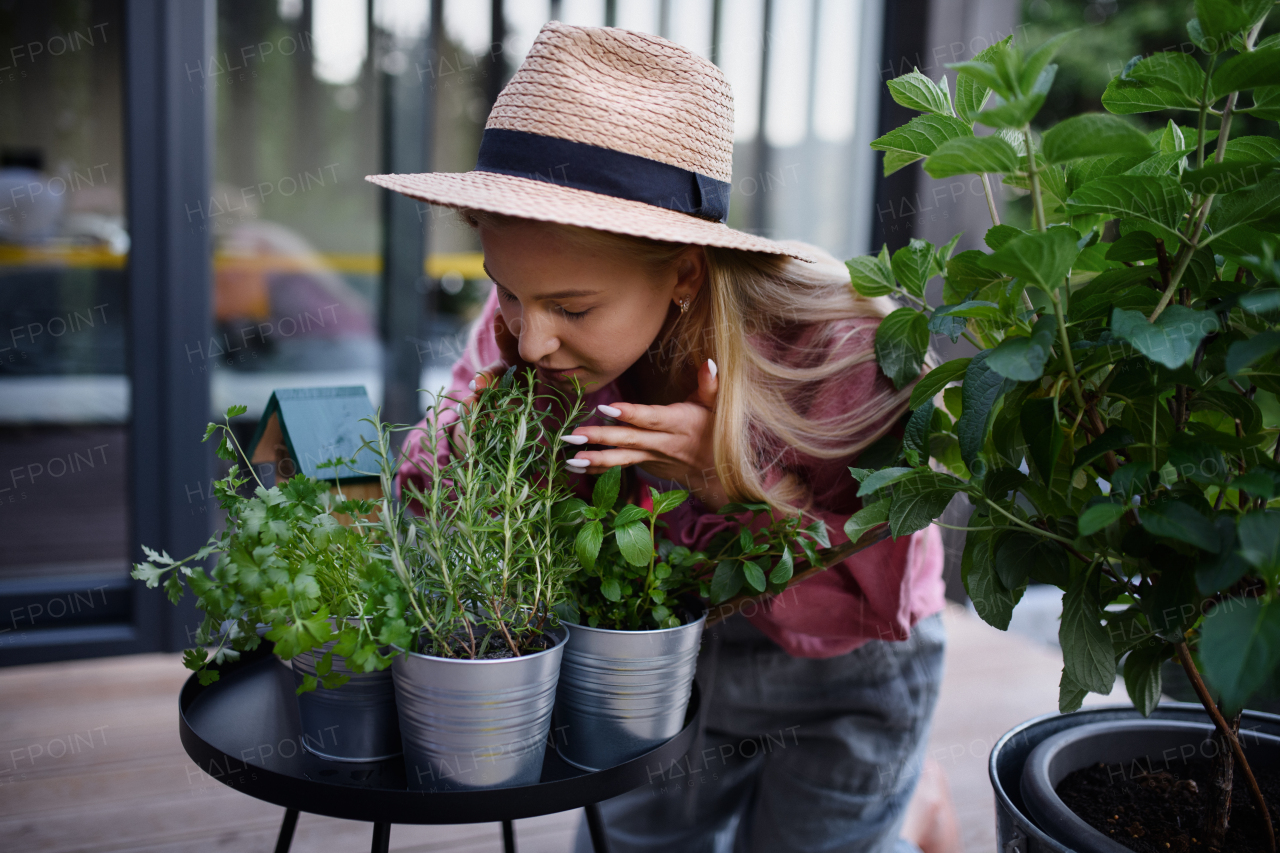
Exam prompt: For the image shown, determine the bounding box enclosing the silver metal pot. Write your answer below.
[290,622,401,763]
[391,626,568,791]
[553,605,705,771]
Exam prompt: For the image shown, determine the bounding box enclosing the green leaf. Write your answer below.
[615,522,653,567]
[1199,516,1251,594]
[986,315,1058,382]
[1224,135,1280,162]
[1059,669,1087,713]
[651,490,688,516]
[1020,32,1072,95]
[923,135,1020,178]
[1128,52,1211,104]
[1110,305,1219,369]
[983,467,1028,501]
[854,467,916,497]
[710,560,743,603]
[891,239,934,299]
[1124,642,1167,717]
[870,114,972,176]
[225,404,248,418]
[1201,597,1280,715]
[985,224,1024,251]
[844,498,891,543]
[888,471,959,537]
[1228,331,1280,378]
[956,350,1016,469]
[1140,499,1220,552]
[887,68,953,115]
[742,560,767,593]
[614,503,649,527]
[977,92,1048,129]
[1065,176,1188,242]
[1060,569,1118,695]
[1073,428,1136,473]
[770,546,795,584]
[1102,75,1200,114]
[1238,510,1280,575]
[600,577,622,602]
[980,225,1081,290]
[962,531,1023,630]
[847,245,895,297]
[909,358,972,409]
[903,401,934,466]
[945,251,1006,302]
[576,514,604,568]
[1020,397,1065,488]
[1206,173,1280,239]
[995,532,1068,589]
[1181,159,1280,196]
[1041,114,1156,163]
[953,37,1013,122]
[1194,0,1273,41]
[1105,230,1160,262]
[1242,84,1280,120]
[1142,562,1202,642]
[592,465,621,513]
[1213,45,1280,93]
[1078,502,1128,536]
[874,308,930,390]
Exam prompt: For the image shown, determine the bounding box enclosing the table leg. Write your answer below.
[370,822,391,853]
[584,803,611,853]
[274,808,299,853]
[502,819,517,853]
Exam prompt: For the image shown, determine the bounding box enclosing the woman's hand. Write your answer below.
[562,359,728,511]
[448,309,530,454]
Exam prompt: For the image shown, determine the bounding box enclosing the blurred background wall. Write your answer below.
[0,0,1036,664]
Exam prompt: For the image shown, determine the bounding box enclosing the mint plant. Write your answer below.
[132,406,394,692]
[562,464,829,630]
[854,2,1279,845]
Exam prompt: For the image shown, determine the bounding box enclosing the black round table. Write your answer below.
[178,648,703,853]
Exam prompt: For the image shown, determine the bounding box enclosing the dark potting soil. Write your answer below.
[1056,757,1280,853]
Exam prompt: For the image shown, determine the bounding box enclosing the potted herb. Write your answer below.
[372,366,588,791]
[552,464,825,770]
[132,406,402,762]
[847,3,1280,850]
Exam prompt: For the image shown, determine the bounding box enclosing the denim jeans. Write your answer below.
[571,610,947,853]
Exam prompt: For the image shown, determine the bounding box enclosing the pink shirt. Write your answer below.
[398,287,946,658]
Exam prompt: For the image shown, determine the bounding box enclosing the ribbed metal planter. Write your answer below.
[553,605,705,771]
[291,634,402,763]
[392,626,568,792]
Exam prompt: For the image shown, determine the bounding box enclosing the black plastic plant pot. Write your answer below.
[991,704,1280,853]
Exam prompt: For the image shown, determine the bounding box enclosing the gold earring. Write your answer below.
[678,296,690,314]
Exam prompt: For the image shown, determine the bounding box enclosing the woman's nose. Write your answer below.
[516,313,560,365]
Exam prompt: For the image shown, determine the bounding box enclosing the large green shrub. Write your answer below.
[850,0,1280,840]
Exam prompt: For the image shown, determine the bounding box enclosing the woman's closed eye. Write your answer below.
[497,286,589,320]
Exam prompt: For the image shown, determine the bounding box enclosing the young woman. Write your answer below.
[372,21,952,853]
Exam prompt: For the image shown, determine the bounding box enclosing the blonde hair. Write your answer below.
[460,209,912,521]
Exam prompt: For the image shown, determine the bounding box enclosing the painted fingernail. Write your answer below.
[566,457,590,467]
[598,404,622,417]
[468,379,477,391]
[561,434,588,445]
[708,358,718,379]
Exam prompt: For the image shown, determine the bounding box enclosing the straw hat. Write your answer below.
[366,21,814,262]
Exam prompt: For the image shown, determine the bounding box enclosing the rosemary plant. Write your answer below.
[373,365,590,659]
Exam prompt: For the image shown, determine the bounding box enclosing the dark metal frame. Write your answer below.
[179,650,703,853]
[125,0,216,656]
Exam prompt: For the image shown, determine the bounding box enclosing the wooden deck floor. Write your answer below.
[0,605,1123,852]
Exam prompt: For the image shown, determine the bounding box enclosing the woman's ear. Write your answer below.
[673,245,708,302]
